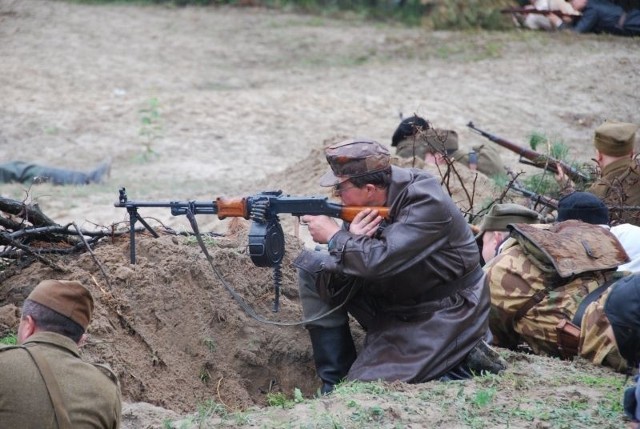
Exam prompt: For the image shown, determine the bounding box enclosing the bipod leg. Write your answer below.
[272,261,282,313]
[127,207,159,264]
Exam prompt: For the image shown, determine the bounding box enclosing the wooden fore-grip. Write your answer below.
[340,207,389,223]
[216,197,250,219]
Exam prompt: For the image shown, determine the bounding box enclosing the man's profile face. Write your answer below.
[334,179,369,206]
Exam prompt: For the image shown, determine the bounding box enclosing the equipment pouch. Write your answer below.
[555,319,581,359]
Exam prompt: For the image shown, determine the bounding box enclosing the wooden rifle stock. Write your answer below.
[340,207,390,222]
[467,122,590,183]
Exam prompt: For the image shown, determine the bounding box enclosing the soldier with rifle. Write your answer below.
[294,138,506,394]
[556,120,640,226]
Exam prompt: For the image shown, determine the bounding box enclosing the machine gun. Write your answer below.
[115,187,390,266]
[115,188,390,312]
[467,122,591,184]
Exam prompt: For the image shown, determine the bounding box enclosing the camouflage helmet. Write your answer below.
[319,138,391,187]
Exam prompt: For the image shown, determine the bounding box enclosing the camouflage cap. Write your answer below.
[475,203,542,239]
[594,120,639,157]
[27,279,94,330]
[319,138,391,187]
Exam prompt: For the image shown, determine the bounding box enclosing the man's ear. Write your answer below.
[18,315,37,343]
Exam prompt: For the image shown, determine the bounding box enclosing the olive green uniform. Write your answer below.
[589,157,640,226]
[0,331,121,429]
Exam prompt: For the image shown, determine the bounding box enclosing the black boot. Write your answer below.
[308,325,357,395]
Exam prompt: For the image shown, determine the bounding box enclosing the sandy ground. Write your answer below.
[1,0,640,428]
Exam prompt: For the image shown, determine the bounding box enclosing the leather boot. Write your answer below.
[308,325,357,395]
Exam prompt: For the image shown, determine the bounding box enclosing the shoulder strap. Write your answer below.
[571,275,620,327]
[23,344,72,429]
[512,289,549,325]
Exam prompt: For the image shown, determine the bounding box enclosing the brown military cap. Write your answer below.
[27,279,94,330]
[319,138,391,187]
[475,203,542,239]
[594,121,639,157]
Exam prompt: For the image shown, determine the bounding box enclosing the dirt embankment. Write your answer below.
[1,0,639,428]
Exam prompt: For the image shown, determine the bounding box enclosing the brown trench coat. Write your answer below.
[317,166,489,383]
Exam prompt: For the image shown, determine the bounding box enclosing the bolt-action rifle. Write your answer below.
[508,181,559,210]
[467,122,590,184]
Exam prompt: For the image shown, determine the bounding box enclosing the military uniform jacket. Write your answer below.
[320,166,489,383]
[486,238,627,371]
[589,157,640,226]
[0,332,121,429]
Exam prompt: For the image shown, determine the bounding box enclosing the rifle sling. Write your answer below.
[23,344,72,429]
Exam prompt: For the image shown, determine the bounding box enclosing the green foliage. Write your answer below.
[0,333,17,345]
[137,97,162,163]
[266,391,296,408]
[195,399,227,421]
[529,131,569,160]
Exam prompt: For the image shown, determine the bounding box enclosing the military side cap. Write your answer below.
[27,279,94,330]
[605,273,640,366]
[319,138,391,187]
[594,120,639,157]
[475,203,541,239]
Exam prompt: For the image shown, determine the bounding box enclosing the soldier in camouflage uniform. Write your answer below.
[0,279,121,428]
[474,203,543,265]
[485,219,632,371]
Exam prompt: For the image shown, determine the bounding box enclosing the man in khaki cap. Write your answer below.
[557,120,640,226]
[475,203,543,265]
[0,279,121,428]
[294,137,505,395]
